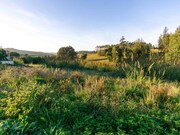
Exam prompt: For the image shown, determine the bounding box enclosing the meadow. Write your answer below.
[0,62,179,134]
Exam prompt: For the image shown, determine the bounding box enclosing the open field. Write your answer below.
[84,53,116,69]
[0,65,179,134]
[86,53,108,61]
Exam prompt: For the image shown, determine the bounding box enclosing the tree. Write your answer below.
[32,56,45,64]
[79,53,87,61]
[57,46,77,62]
[112,46,118,62]
[116,47,124,62]
[158,27,170,51]
[119,36,125,44]
[158,34,163,49]
[0,49,7,61]
[21,55,33,64]
[81,53,87,60]
[112,46,124,63]
[132,39,150,60]
[10,52,20,59]
[166,27,180,64]
[106,46,113,61]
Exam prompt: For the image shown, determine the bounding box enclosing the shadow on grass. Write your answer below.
[45,62,180,82]
[0,67,179,134]
[45,62,126,78]
[9,89,177,134]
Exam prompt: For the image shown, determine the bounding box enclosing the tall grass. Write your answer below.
[0,66,179,134]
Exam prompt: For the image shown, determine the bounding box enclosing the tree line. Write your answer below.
[158,26,180,64]
[1,26,179,66]
[0,46,83,65]
[97,38,152,63]
[97,26,180,65]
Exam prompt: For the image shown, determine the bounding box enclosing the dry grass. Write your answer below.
[86,53,107,61]
[0,66,180,134]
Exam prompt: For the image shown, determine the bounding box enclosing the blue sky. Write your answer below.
[0,0,180,52]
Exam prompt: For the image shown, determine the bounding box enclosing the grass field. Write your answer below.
[84,53,116,69]
[86,53,108,61]
[0,65,179,134]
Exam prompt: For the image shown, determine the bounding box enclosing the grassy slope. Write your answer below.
[86,53,108,61]
[85,53,116,68]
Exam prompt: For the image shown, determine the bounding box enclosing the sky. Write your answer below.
[0,0,180,52]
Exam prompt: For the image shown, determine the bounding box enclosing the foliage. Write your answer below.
[158,27,170,51]
[0,66,179,134]
[98,38,151,64]
[166,27,180,64]
[57,46,77,63]
[79,53,87,61]
[95,26,179,65]
[20,55,45,64]
[158,26,180,65]
[10,52,20,59]
[32,56,45,64]
[21,55,33,64]
[97,49,107,56]
[0,49,7,61]
[132,39,150,61]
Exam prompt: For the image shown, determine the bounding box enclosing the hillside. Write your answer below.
[4,48,55,56]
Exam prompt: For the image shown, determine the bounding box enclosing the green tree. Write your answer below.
[132,39,150,61]
[105,46,113,61]
[158,34,163,49]
[166,27,180,64]
[32,56,45,64]
[10,52,20,59]
[79,53,87,61]
[112,46,118,62]
[21,55,33,64]
[0,49,7,61]
[119,36,125,44]
[123,47,133,62]
[112,46,124,63]
[158,27,170,51]
[57,46,77,62]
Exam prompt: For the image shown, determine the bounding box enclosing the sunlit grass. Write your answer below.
[86,53,107,61]
[0,65,179,134]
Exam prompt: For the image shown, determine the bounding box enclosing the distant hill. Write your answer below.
[4,48,55,56]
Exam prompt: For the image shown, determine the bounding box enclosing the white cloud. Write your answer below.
[14,8,38,19]
[0,5,107,52]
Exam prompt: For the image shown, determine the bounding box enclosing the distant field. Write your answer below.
[85,53,116,67]
[86,53,107,61]
[150,48,163,53]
